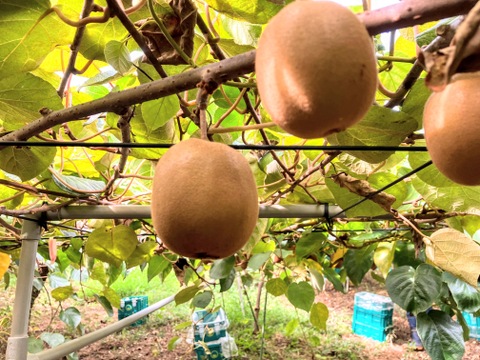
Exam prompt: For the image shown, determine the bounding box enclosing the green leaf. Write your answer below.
[192,290,213,309]
[167,336,181,351]
[310,302,329,330]
[344,244,376,286]
[51,285,73,301]
[95,295,114,317]
[90,261,107,286]
[219,268,235,292]
[104,40,131,75]
[247,252,271,270]
[126,241,157,269]
[28,337,44,354]
[286,282,314,312]
[40,332,65,348]
[295,231,325,259]
[0,0,73,78]
[107,263,125,286]
[0,72,63,129]
[443,272,480,313]
[285,318,299,336]
[204,0,282,24]
[85,225,138,268]
[323,267,346,293]
[0,140,56,181]
[210,256,235,280]
[417,310,465,360]
[221,16,262,46]
[265,278,288,297]
[141,95,179,131]
[148,255,170,282]
[402,79,431,128]
[51,173,105,196]
[385,264,442,314]
[175,285,201,305]
[103,287,121,308]
[59,307,81,329]
[327,106,417,163]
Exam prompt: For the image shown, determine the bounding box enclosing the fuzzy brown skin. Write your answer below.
[256,0,378,139]
[151,138,259,259]
[424,72,480,186]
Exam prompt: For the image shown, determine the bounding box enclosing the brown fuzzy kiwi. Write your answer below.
[423,72,480,186]
[151,138,259,259]
[255,0,377,139]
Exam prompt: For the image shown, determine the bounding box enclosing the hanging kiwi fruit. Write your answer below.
[255,0,377,139]
[151,139,259,259]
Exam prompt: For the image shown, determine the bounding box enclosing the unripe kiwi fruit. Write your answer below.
[255,0,377,139]
[423,72,480,186]
[151,138,259,259]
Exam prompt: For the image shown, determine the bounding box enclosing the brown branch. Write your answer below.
[57,0,95,97]
[0,51,256,148]
[359,0,476,36]
[0,217,21,236]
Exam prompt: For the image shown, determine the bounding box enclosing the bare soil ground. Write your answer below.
[2,276,480,359]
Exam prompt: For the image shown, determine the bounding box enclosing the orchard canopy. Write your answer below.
[1,0,480,359]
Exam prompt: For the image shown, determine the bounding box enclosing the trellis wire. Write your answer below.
[0,141,428,151]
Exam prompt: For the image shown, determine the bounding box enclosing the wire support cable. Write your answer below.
[0,141,428,152]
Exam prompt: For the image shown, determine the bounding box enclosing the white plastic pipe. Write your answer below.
[27,295,175,360]
[6,217,42,360]
[46,204,345,220]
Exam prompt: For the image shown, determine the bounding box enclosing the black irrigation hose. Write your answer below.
[0,140,428,152]
[330,160,433,218]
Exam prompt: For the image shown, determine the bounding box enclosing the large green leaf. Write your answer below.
[209,256,235,280]
[174,285,201,305]
[265,277,288,297]
[104,40,131,75]
[0,0,73,78]
[327,106,417,163]
[295,231,326,259]
[409,151,480,215]
[0,140,56,181]
[85,225,138,268]
[0,72,63,130]
[125,241,157,269]
[385,264,442,314]
[51,172,105,195]
[204,0,283,24]
[417,310,465,360]
[443,272,480,313]
[344,244,376,286]
[402,79,431,129]
[141,95,179,133]
[59,307,81,329]
[286,281,314,312]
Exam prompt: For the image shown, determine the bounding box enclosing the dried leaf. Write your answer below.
[424,228,480,287]
[331,172,395,212]
[425,3,480,91]
[137,0,197,65]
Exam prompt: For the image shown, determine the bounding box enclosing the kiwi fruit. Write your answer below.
[255,0,377,139]
[151,138,259,259]
[423,72,480,186]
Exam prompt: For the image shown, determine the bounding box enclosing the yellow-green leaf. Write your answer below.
[374,241,396,278]
[85,225,138,268]
[425,228,480,287]
[0,252,10,278]
[103,287,121,308]
[310,302,329,330]
[51,285,74,301]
